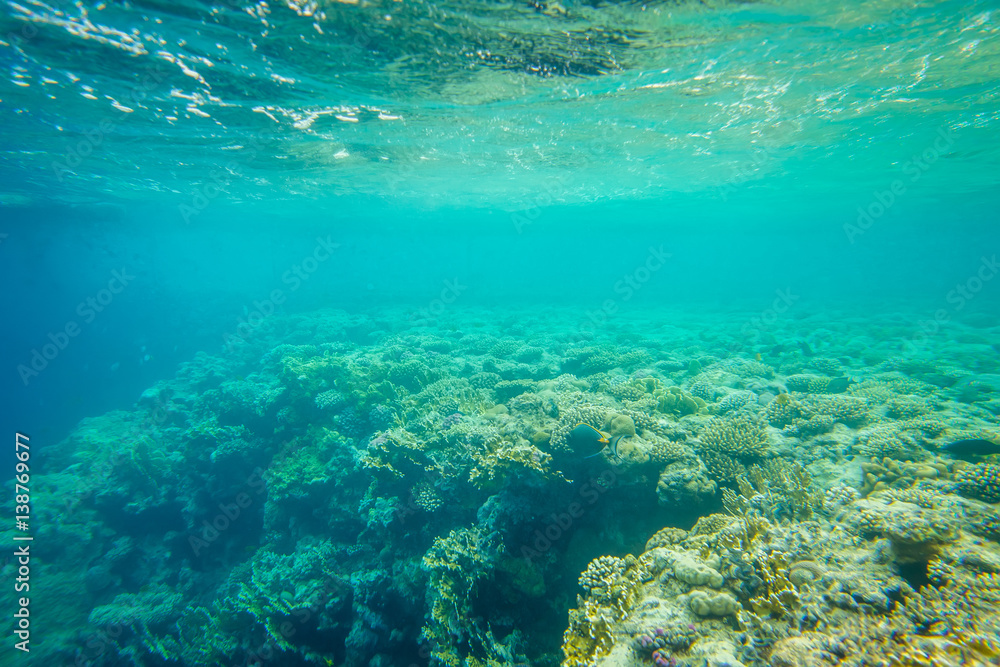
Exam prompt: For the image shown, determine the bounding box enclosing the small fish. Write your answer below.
[754,353,763,362]
[943,438,1000,461]
[826,377,851,393]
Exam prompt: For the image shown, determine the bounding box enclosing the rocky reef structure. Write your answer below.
[5,307,1000,666]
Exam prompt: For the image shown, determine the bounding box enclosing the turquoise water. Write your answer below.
[2,0,1000,665]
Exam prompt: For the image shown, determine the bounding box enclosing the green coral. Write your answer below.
[264,428,345,498]
[655,386,708,416]
[422,527,516,666]
[700,414,770,459]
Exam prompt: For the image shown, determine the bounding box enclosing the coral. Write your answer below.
[315,389,347,411]
[470,371,502,389]
[858,456,953,496]
[562,601,615,667]
[785,374,833,393]
[264,430,345,499]
[578,555,641,612]
[414,485,443,511]
[648,438,690,464]
[656,460,717,506]
[718,358,774,379]
[886,395,934,420]
[855,423,920,459]
[388,357,436,392]
[970,511,1000,542]
[489,339,523,357]
[468,440,552,488]
[89,584,184,630]
[421,527,518,666]
[605,377,646,402]
[820,394,870,427]
[637,623,697,654]
[747,551,800,618]
[360,430,437,480]
[699,449,746,483]
[669,553,725,588]
[515,345,544,362]
[699,414,770,460]
[334,406,369,437]
[848,497,957,563]
[822,485,861,513]
[645,527,688,551]
[654,386,708,416]
[716,390,758,414]
[682,589,740,617]
[578,347,620,373]
[721,461,818,522]
[764,394,802,428]
[368,404,398,431]
[956,463,1000,503]
[690,513,735,536]
[604,413,636,437]
[688,378,718,402]
[810,357,843,375]
[494,379,537,402]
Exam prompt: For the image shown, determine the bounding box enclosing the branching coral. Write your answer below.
[699,414,770,460]
[956,462,1000,503]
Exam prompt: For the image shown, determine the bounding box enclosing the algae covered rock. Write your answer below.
[669,554,724,588]
[681,590,739,617]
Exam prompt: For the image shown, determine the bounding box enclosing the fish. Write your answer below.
[943,438,1000,461]
[826,377,851,393]
[567,423,610,457]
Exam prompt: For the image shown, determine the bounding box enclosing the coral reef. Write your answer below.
[14,306,1000,667]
